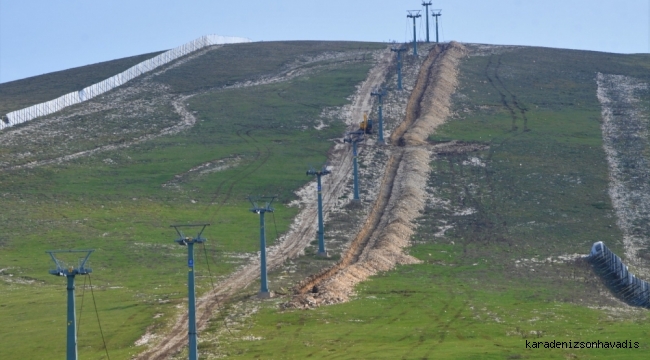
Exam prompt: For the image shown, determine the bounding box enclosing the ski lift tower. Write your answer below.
[344,130,365,202]
[432,9,442,43]
[371,88,387,144]
[307,165,331,257]
[407,10,421,56]
[249,196,275,298]
[46,249,94,360]
[422,1,432,43]
[391,46,408,90]
[171,223,210,360]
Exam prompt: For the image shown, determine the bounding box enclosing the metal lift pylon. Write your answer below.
[46,249,94,360]
[307,165,331,257]
[171,223,210,360]
[391,46,408,90]
[407,10,422,56]
[249,196,275,298]
[371,88,387,144]
[344,131,365,202]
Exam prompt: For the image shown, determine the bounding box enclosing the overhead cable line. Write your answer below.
[88,274,111,360]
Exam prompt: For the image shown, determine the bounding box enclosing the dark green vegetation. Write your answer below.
[155,41,380,93]
[217,251,649,359]
[0,51,164,116]
[0,41,384,359]
[213,46,650,358]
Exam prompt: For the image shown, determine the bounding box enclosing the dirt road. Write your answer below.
[288,42,467,308]
[134,48,394,360]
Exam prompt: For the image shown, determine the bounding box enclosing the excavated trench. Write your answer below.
[135,48,394,360]
[136,42,467,358]
[288,42,467,307]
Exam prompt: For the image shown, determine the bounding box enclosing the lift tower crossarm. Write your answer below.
[170,223,210,360]
[407,10,421,56]
[46,249,94,276]
[422,1,432,43]
[171,224,209,243]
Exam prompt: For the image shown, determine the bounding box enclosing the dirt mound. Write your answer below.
[401,42,467,145]
[287,42,467,308]
[134,48,392,360]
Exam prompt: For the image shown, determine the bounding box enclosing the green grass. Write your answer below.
[211,46,650,358]
[0,42,378,359]
[216,246,649,359]
[154,41,386,93]
[4,41,648,359]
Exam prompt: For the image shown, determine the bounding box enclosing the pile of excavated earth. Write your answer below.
[135,42,469,359]
[287,42,468,308]
[7,39,650,359]
[135,46,396,360]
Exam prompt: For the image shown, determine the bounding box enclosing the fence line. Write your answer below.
[589,241,650,308]
[1,34,250,131]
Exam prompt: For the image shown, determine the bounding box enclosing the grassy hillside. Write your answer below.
[0,51,164,116]
[3,41,649,360]
[0,41,384,359]
[210,46,650,359]
[154,40,381,93]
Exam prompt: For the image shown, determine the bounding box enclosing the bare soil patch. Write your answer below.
[134,48,393,360]
[286,42,468,308]
[597,73,650,277]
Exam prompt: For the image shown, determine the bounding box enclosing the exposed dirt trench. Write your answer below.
[135,48,395,360]
[137,41,467,358]
[287,42,467,307]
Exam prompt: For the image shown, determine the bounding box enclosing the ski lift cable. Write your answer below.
[200,242,235,336]
[76,275,87,333]
[88,274,111,360]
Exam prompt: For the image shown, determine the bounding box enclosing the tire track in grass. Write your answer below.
[207,129,272,223]
[419,314,439,360]
[481,55,534,235]
[203,129,256,209]
[136,48,394,360]
[137,131,273,360]
[485,55,518,131]
[401,294,454,359]
[496,56,529,131]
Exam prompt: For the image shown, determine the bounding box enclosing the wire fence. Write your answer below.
[1,34,250,131]
[589,241,650,308]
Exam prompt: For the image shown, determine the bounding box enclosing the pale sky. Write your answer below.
[1,0,648,83]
